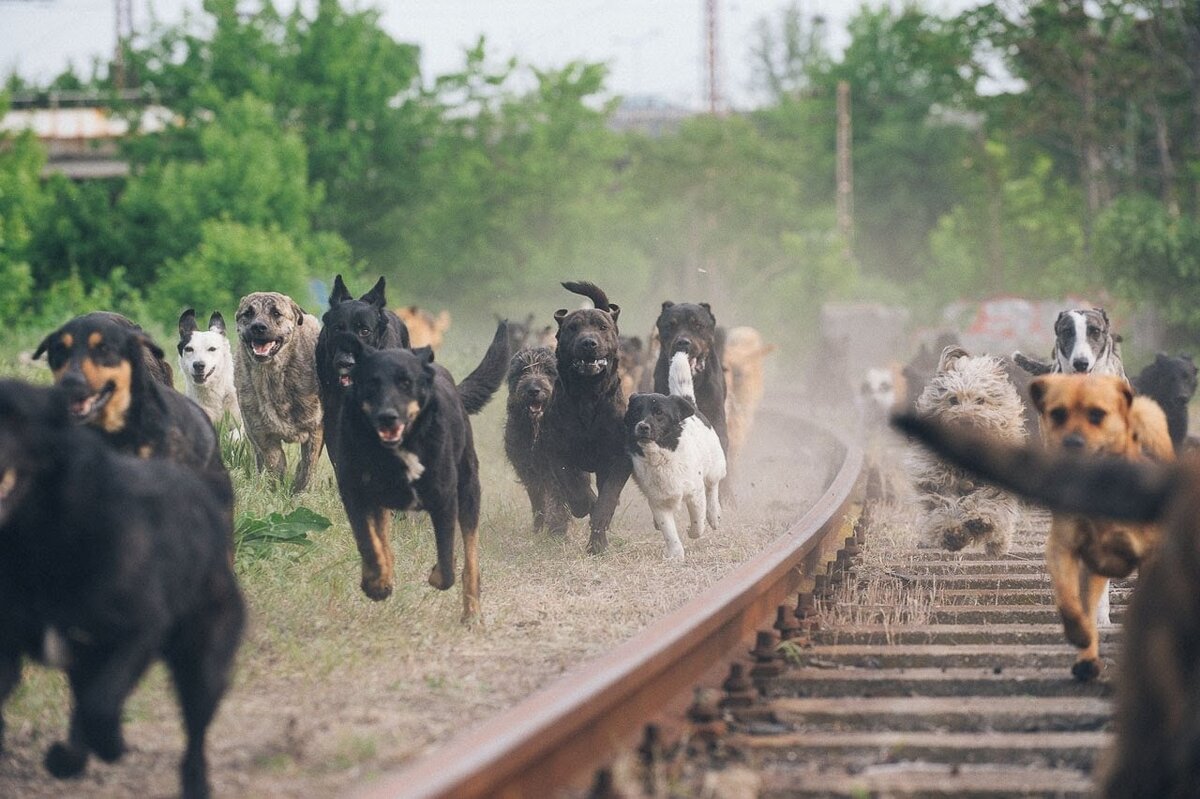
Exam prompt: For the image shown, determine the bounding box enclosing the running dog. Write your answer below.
[1133,353,1197,451]
[0,379,244,799]
[617,335,647,399]
[722,326,775,464]
[315,276,410,468]
[34,313,222,474]
[536,281,631,554]
[330,323,508,622]
[626,352,726,560]
[234,291,323,493]
[396,305,451,350]
[177,309,243,434]
[504,346,567,535]
[652,301,729,455]
[1014,307,1127,379]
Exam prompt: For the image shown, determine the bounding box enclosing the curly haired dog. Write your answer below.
[503,346,568,535]
[907,346,1028,556]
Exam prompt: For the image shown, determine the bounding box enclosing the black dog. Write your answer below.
[535,281,631,554]
[330,323,508,622]
[503,346,569,535]
[0,380,244,799]
[315,274,411,467]
[1133,353,1198,451]
[33,313,224,476]
[652,301,729,455]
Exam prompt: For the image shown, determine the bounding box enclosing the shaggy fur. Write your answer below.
[234,291,324,493]
[34,313,223,476]
[0,380,243,799]
[1133,353,1198,450]
[722,325,775,466]
[626,352,726,560]
[907,346,1028,556]
[901,333,960,410]
[177,309,242,433]
[535,281,631,554]
[396,305,452,350]
[329,324,508,622]
[503,347,568,535]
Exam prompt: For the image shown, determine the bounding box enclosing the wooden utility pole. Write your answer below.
[114,0,133,89]
[705,0,722,115]
[835,80,854,260]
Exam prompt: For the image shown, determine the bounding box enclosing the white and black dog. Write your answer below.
[177,308,243,434]
[626,351,727,560]
[1014,308,1127,380]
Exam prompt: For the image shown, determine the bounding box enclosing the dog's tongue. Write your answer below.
[253,341,276,357]
[378,423,404,444]
[339,374,353,387]
[69,396,95,417]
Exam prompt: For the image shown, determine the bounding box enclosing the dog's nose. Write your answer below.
[192,361,206,372]
[578,336,599,353]
[524,386,545,401]
[1061,433,1086,451]
[59,370,87,395]
[250,322,268,336]
[635,420,651,436]
[1071,358,1090,373]
[375,410,400,427]
[673,337,691,353]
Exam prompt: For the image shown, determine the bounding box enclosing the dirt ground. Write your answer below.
[0,378,838,799]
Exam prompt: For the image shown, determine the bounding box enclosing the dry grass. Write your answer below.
[0,338,831,798]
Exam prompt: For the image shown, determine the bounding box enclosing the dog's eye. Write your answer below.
[1088,408,1107,425]
[1049,408,1068,425]
[947,396,959,406]
[184,346,193,353]
[208,347,217,352]
[359,328,371,338]
[1087,326,1100,337]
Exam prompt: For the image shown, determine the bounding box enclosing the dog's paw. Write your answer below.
[984,539,1010,557]
[665,544,685,561]
[44,742,88,778]
[361,576,394,601]
[586,532,608,555]
[427,564,455,591]
[687,523,703,540]
[1071,658,1102,682]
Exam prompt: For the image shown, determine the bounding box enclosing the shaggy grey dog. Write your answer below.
[908,346,1028,556]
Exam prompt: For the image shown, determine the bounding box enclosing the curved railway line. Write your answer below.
[350,416,1122,799]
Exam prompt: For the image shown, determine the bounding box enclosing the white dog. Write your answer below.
[177,308,242,436]
[625,352,728,560]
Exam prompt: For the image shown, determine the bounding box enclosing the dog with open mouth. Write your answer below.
[177,308,243,436]
[315,275,410,469]
[234,291,323,493]
[652,301,729,453]
[328,323,508,623]
[534,281,632,554]
[503,346,568,535]
[34,313,223,475]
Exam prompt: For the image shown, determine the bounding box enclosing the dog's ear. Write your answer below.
[291,299,306,324]
[671,395,696,419]
[700,302,716,324]
[1117,379,1134,413]
[208,311,226,334]
[130,332,166,362]
[661,300,675,312]
[608,303,621,323]
[361,277,387,309]
[414,346,435,365]
[1029,376,1049,414]
[1095,308,1110,326]
[330,274,352,307]
[554,309,569,327]
[32,329,58,361]
[178,308,198,337]
[937,345,969,373]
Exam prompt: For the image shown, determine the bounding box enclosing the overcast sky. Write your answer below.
[0,0,977,110]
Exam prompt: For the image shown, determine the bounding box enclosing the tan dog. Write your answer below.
[234,292,324,493]
[396,306,451,350]
[722,326,776,465]
[1029,373,1173,680]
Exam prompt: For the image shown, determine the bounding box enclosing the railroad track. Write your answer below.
[349,423,1121,799]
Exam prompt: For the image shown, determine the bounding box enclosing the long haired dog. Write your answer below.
[330,323,508,622]
[315,275,410,469]
[0,380,243,799]
[1014,307,1127,379]
[722,325,776,465]
[1133,353,1198,451]
[396,305,451,350]
[34,313,223,475]
[177,308,243,433]
[891,412,1197,797]
[234,291,324,493]
[536,281,632,554]
[503,346,567,534]
[907,346,1028,556]
[626,352,726,560]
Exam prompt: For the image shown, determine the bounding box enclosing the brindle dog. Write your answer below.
[536,281,631,554]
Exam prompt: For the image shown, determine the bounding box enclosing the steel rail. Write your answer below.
[350,417,863,799]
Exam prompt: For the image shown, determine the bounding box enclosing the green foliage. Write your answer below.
[235,506,332,560]
[0,127,42,322]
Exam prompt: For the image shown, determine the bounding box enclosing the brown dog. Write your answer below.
[1029,373,1173,680]
[234,292,324,493]
[396,306,452,350]
[722,326,776,465]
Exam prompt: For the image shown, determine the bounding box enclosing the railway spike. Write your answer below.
[719,663,756,709]
[774,605,802,641]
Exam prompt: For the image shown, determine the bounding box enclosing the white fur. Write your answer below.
[1051,309,1126,378]
[398,449,425,481]
[179,326,243,436]
[631,353,728,560]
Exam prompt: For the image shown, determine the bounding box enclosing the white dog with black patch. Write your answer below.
[1014,307,1127,380]
[177,308,243,435]
[625,351,727,560]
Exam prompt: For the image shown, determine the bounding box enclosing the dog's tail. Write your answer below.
[1012,351,1054,376]
[668,351,695,402]
[458,321,511,415]
[892,411,1178,523]
[561,281,612,312]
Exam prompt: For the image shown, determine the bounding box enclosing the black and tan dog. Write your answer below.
[899,372,1173,681]
[504,346,569,535]
[0,379,244,799]
[652,301,729,455]
[536,281,631,554]
[33,312,222,474]
[315,275,410,467]
[330,323,508,622]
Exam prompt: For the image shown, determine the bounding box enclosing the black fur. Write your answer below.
[0,380,244,799]
[1133,353,1198,450]
[34,314,224,479]
[503,347,567,535]
[652,301,728,455]
[625,393,695,455]
[315,275,410,467]
[329,323,508,619]
[535,281,631,554]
